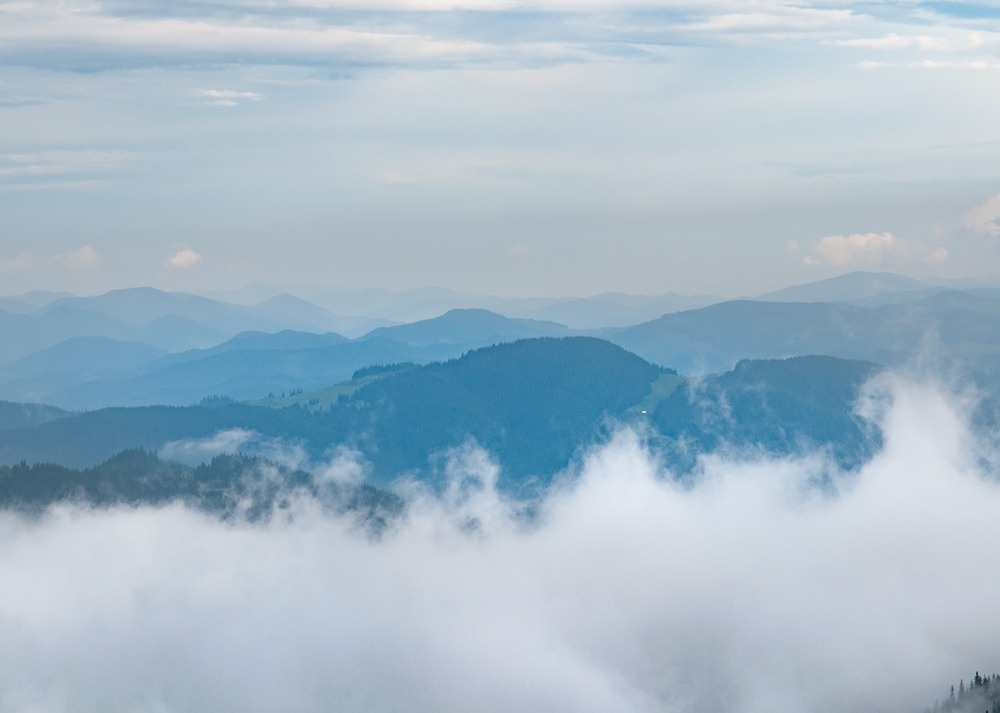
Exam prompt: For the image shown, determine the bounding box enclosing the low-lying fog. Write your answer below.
[1,374,997,713]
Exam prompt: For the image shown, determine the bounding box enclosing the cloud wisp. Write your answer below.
[803,231,949,269]
[166,248,203,268]
[963,193,1000,237]
[48,244,103,273]
[160,428,307,469]
[1,374,999,712]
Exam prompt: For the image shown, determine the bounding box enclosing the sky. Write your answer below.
[2,374,1000,712]
[2,0,1000,298]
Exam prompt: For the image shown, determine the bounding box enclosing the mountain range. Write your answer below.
[0,270,998,502]
[3,272,999,410]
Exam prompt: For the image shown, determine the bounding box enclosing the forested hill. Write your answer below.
[654,355,883,472]
[342,336,668,487]
[0,337,668,490]
[0,400,70,431]
[0,339,896,496]
[0,449,402,526]
[923,673,1000,713]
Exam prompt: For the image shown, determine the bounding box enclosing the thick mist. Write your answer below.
[1,375,998,713]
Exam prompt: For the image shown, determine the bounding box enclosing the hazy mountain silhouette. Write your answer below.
[251,293,388,336]
[360,308,572,347]
[611,297,1000,376]
[5,276,1000,411]
[756,271,930,303]
[0,305,138,364]
[0,400,70,431]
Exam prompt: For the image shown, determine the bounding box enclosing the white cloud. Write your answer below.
[0,377,998,712]
[685,5,858,35]
[196,89,264,107]
[837,32,989,53]
[160,429,309,470]
[0,6,498,68]
[963,193,1000,236]
[910,59,1000,70]
[0,0,905,75]
[166,248,203,268]
[0,150,129,183]
[856,59,1000,71]
[49,244,102,272]
[812,231,897,267]
[805,232,948,269]
[160,428,257,463]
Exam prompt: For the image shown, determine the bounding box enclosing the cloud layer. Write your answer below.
[2,0,1000,296]
[1,374,998,713]
[2,0,997,73]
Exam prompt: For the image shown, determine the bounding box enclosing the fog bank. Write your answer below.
[0,375,997,713]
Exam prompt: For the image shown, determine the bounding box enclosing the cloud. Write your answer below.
[857,59,1000,70]
[160,428,307,469]
[166,248,203,268]
[1,376,999,712]
[160,428,258,463]
[685,5,858,35]
[0,5,499,71]
[963,193,1000,236]
[196,88,264,107]
[0,150,129,190]
[804,232,948,269]
[48,244,102,272]
[837,32,989,53]
[0,0,917,75]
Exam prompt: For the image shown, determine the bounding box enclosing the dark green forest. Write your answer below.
[0,449,402,527]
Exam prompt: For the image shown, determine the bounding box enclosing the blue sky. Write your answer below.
[1,0,999,297]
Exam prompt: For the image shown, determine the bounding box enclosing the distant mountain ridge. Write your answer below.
[3,272,1000,409]
[361,308,572,347]
[198,283,720,327]
[0,308,576,409]
[0,286,389,368]
[756,271,931,303]
[609,295,1000,378]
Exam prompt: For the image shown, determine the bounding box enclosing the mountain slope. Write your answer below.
[360,308,571,347]
[652,355,883,473]
[610,298,1000,375]
[0,401,70,431]
[0,337,167,379]
[343,336,666,488]
[46,337,471,409]
[756,271,930,303]
[0,338,667,488]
